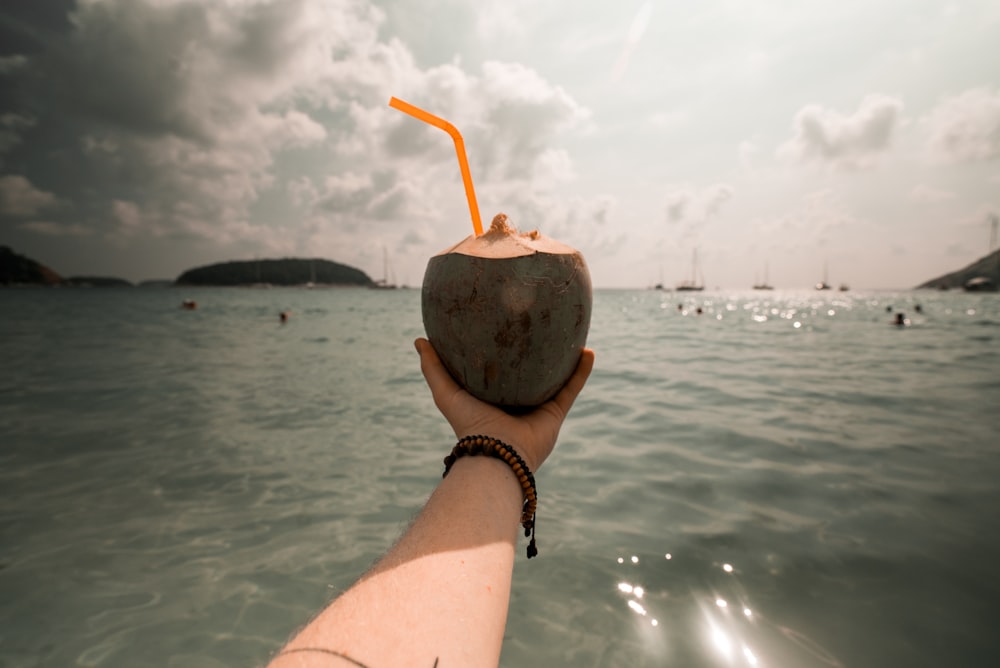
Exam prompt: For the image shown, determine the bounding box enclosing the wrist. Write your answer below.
[454,430,544,472]
[443,435,540,558]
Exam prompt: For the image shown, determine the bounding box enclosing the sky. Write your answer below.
[1,0,998,289]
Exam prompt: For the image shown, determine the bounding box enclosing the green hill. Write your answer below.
[175,258,373,287]
[0,246,62,285]
[917,249,1000,290]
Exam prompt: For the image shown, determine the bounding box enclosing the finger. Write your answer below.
[549,348,595,418]
[415,338,464,409]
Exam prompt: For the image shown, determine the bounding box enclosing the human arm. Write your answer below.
[267,338,595,668]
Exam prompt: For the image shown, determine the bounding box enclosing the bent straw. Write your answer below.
[389,97,483,237]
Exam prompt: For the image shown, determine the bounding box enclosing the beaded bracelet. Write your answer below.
[443,435,539,558]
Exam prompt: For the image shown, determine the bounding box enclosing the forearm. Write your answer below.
[270,455,525,668]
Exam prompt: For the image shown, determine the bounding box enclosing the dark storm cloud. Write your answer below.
[0,0,604,284]
[0,0,75,56]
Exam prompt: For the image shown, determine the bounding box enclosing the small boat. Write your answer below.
[676,249,704,291]
[371,247,398,290]
[753,262,774,290]
[815,262,831,290]
[964,276,997,292]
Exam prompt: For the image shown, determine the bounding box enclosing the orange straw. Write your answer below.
[389,97,483,237]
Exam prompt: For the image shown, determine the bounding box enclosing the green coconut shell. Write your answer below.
[422,213,592,409]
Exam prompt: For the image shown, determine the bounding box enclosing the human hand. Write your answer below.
[415,338,595,472]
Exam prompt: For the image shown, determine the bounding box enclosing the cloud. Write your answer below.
[909,184,955,203]
[474,61,590,181]
[2,0,375,250]
[778,95,903,170]
[0,0,600,285]
[0,55,28,74]
[752,189,858,250]
[0,174,57,216]
[487,188,626,260]
[663,183,734,226]
[921,87,1000,163]
[19,221,91,237]
[0,114,36,157]
[111,200,143,236]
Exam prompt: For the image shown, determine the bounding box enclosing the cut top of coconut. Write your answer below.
[436,213,579,258]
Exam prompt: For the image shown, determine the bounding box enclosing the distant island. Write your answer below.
[2,246,374,288]
[62,276,134,287]
[1,245,136,287]
[917,249,1000,291]
[175,258,373,287]
[1,245,63,285]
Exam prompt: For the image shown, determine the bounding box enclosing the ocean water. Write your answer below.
[1,287,998,668]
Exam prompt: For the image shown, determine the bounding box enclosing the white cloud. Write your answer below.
[753,189,858,250]
[664,183,734,225]
[532,149,577,187]
[778,95,903,170]
[475,0,529,43]
[474,61,590,181]
[0,175,57,216]
[909,184,955,203]
[922,87,1000,163]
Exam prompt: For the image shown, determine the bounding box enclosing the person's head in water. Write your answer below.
[895,313,905,326]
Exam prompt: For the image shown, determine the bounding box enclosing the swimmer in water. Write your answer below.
[894,313,909,326]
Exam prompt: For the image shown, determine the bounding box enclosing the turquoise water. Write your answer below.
[1,287,998,667]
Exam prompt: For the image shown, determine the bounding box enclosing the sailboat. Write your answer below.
[651,265,665,290]
[306,259,316,289]
[676,249,704,291]
[371,246,397,289]
[753,262,774,290]
[815,262,832,290]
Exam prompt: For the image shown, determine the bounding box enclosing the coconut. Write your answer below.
[422,213,592,409]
